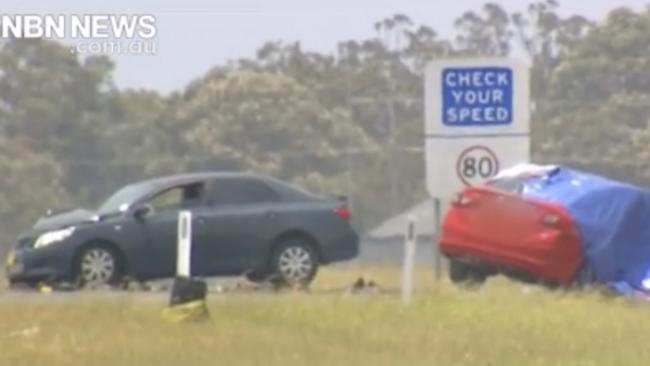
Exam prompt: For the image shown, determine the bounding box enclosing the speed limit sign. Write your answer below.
[456,145,500,186]
[425,136,529,198]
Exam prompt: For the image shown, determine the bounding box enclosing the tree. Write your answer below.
[536,7,650,184]
[170,70,374,187]
[512,0,592,111]
[454,3,513,56]
[0,138,68,243]
[104,89,170,185]
[0,38,119,203]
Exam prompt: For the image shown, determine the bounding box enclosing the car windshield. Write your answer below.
[97,183,153,215]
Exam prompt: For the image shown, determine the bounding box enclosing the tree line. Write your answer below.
[0,0,646,246]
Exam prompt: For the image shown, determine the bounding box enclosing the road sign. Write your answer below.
[442,67,513,126]
[425,58,530,198]
[426,58,529,137]
[426,136,529,197]
[456,145,500,186]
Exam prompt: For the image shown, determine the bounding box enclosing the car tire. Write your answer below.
[270,238,319,287]
[75,245,122,287]
[7,279,37,290]
[244,270,268,283]
[449,259,471,283]
[449,259,487,287]
[573,263,595,288]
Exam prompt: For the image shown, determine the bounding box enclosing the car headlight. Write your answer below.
[34,227,76,248]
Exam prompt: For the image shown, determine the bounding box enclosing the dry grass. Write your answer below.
[1,266,650,366]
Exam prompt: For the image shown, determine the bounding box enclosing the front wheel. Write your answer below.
[75,246,122,287]
[271,239,319,287]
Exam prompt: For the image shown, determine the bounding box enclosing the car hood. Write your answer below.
[33,208,98,232]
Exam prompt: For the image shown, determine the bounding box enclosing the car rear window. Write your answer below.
[487,176,526,194]
[208,178,279,205]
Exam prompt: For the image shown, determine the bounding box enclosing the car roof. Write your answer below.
[134,171,260,190]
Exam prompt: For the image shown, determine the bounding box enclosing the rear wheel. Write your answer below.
[75,245,122,287]
[449,259,471,283]
[449,259,488,287]
[271,238,319,286]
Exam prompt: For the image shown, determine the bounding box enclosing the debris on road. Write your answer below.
[346,277,382,295]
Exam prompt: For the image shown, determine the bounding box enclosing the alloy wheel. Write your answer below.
[80,248,116,284]
[277,246,314,283]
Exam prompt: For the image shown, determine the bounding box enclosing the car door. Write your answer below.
[133,182,207,278]
[193,177,283,275]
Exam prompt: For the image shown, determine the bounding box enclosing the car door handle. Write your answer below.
[264,211,278,219]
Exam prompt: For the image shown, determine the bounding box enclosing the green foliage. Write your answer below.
[0,138,68,243]
[536,7,650,183]
[0,38,117,204]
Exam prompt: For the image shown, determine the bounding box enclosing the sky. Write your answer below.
[2,0,648,93]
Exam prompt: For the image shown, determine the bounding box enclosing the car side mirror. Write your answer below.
[133,204,153,219]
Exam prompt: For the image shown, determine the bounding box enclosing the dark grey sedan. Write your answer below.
[5,172,359,287]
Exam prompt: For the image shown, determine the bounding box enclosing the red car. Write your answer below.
[440,175,584,287]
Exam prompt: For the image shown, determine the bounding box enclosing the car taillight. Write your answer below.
[452,193,473,206]
[542,214,560,226]
[334,206,351,221]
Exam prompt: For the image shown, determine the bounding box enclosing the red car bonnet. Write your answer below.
[441,186,583,285]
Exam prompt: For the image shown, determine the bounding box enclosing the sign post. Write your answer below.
[424,58,530,280]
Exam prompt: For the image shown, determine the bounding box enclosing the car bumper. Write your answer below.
[441,228,583,285]
[5,243,75,284]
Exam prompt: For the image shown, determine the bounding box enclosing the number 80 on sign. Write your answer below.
[456,145,500,187]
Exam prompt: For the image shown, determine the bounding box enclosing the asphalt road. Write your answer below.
[0,240,438,300]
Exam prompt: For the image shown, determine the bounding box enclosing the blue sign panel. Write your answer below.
[442,67,513,126]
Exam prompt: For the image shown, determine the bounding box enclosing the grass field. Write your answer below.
[1,266,650,366]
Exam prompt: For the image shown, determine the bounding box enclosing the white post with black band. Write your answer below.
[402,215,417,305]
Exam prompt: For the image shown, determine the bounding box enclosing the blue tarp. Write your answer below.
[516,167,650,293]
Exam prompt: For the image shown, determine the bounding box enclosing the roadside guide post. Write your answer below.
[424,58,531,281]
[401,215,417,305]
[433,198,442,281]
[176,210,192,277]
[162,210,210,322]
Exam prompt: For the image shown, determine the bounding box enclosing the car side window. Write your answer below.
[208,178,279,206]
[147,182,205,211]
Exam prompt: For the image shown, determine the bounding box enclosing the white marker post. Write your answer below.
[165,210,209,321]
[401,215,417,305]
[176,210,192,278]
[433,198,443,281]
